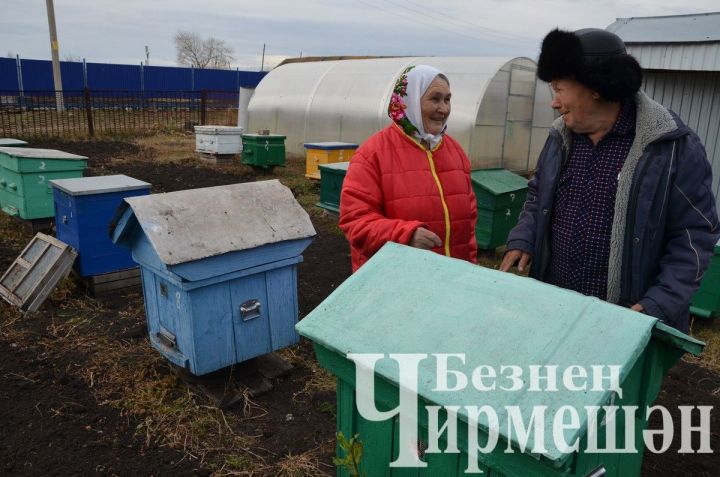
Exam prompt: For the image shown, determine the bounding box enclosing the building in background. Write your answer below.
[607,12,720,211]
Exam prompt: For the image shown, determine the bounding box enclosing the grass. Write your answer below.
[687,317,720,372]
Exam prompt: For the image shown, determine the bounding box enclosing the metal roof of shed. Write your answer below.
[607,13,720,71]
[607,12,720,43]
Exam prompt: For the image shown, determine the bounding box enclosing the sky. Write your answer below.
[1,0,718,71]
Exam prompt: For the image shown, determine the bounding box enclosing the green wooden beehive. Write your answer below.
[241,134,286,169]
[0,147,87,220]
[317,162,349,214]
[471,169,528,250]
[690,239,720,319]
[297,243,703,477]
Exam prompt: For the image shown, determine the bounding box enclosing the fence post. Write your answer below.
[84,87,94,137]
[200,90,207,126]
[15,54,25,108]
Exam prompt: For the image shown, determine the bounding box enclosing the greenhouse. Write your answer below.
[247,56,555,173]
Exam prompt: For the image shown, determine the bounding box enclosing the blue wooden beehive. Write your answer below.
[110,180,316,375]
[50,175,151,277]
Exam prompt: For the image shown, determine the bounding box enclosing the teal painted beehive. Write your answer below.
[111,180,316,375]
[0,147,87,220]
[317,162,349,214]
[690,239,720,319]
[297,243,703,477]
[471,168,528,250]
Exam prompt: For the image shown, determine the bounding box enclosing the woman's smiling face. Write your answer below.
[421,76,451,135]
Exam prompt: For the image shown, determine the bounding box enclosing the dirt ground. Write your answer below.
[0,135,718,476]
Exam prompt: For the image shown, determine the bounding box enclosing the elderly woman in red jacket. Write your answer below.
[339,64,478,271]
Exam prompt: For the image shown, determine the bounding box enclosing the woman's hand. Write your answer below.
[500,250,532,272]
[410,227,442,250]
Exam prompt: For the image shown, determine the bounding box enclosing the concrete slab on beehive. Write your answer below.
[121,180,316,265]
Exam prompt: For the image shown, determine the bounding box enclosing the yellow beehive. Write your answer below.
[304,142,358,180]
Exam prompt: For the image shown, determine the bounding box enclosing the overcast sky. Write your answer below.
[2,1,718,70]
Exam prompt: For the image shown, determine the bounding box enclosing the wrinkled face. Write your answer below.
[421,77,451,135]
[550,77,601,134]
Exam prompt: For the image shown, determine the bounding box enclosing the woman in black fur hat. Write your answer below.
[501,28,719,333]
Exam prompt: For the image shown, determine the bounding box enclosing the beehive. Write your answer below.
[0,147,87,220]
[304,142,358,180]
[471,168,528,249]
[111,180,316,375]
[241,134,286,169]
[690,239,720,318]
[194,125,244,155]
[317,162,349,214]
[297,243,703,477]
[51,175,151,277]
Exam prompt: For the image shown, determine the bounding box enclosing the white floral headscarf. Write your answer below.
[388,64,448,148]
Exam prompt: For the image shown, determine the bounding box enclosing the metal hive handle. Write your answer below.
[240,299,261,321]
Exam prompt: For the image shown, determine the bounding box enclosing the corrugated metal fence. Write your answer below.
[0,56,266,92]
[641,71,720,209]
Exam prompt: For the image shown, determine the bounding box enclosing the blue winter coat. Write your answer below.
[507,92,720,332]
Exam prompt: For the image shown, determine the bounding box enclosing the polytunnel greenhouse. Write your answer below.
[247,56,555,173]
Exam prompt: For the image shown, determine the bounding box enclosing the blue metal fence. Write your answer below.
[0,58,19,90]
[0,56,266,92]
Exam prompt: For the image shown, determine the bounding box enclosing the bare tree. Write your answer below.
[174,30,234,69]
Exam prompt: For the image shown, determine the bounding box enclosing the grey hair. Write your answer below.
[436,73,450,86]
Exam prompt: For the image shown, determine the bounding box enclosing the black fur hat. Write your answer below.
[537,28,642,102]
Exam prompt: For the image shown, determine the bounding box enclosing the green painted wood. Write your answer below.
[470,169,528,210]
[0,148,86,219]
[315,343,572,477]
[241,134,286,168]
[318,162,349,214]
[300,243,705,477]
[475,206,523,249]
[690,246,720,318]
[471,169,527,250]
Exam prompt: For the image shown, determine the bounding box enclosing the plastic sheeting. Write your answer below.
[248,57,554,172]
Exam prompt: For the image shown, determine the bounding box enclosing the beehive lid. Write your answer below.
[118,180,315,266]
[50,175,150,196]
[0,138,28,146]
[319,162,350,172]
[242,134,286,139]
[470,168,527,195]
[304,142,359,150]
[0,233,77,312]
[194,125,244,135]
[297,242,704,465]
[0,146,87,161]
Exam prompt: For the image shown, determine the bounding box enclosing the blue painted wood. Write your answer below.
[266,265,300,350]
[168,238,313,282]
[230,273,273,363]
[53,185,150,276]
[111,201,312,375]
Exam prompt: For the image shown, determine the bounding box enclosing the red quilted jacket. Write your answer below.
[339,123,478,271]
